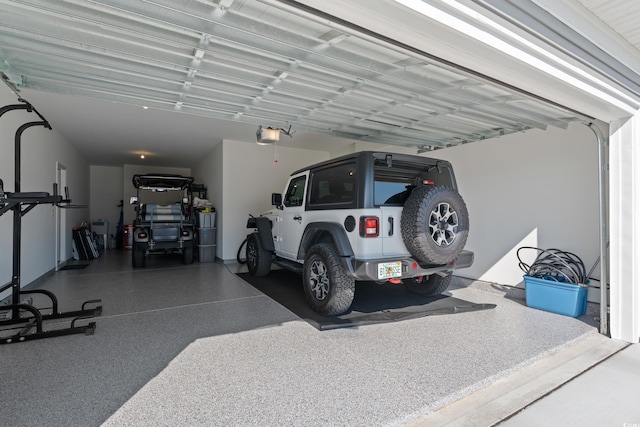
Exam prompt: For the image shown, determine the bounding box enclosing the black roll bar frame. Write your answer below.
[0,99,102,345]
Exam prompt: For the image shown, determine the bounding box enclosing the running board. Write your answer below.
[273,258,304,275]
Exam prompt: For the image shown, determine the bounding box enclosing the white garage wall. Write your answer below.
[192,140,329,261]
[1,85,90,298]
[428,123,602,292]
[89,165,124,242]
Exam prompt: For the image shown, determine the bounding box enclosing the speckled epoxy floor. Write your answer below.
[1,250,598,427]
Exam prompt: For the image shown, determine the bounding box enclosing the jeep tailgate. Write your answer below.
[379,206,407,257]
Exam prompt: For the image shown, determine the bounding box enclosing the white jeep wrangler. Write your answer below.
[246,151,473,315]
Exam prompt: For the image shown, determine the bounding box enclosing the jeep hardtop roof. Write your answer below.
[132,174,194,190]
[289,151,453,176]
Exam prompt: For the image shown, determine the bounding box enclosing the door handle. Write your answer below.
[388,217,394,236]
[293,215,302,221]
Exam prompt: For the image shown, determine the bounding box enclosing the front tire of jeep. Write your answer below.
[303,243,355,316]
[401,185,469,265]
[246,233,272,276]
[405,272,453,296]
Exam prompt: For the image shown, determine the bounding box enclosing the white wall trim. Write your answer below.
[609,113,640,342]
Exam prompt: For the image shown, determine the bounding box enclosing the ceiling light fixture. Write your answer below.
[140,153,146,159]
[256,125,295,145]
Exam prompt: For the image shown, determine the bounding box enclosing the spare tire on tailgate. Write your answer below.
[400,184,469,265]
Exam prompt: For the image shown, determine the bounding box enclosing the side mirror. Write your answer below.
[271,192,282,207]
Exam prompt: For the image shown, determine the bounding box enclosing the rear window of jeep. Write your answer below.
[374,160,453,206]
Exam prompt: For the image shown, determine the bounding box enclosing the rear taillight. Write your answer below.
[359,216,379,237]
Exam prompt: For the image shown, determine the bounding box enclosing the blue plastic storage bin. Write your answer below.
[524,275,587,317]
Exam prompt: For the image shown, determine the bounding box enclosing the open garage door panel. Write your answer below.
[0,0,594,153]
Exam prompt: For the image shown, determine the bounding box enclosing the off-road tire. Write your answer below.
[401,185,469,265]
[132,242,146,268]
[303,243,355,316]
[182,241,194,264]
[246,233,272,276]
[405,272,453,296]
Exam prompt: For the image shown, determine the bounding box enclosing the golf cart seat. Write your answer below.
[143,203,185,222]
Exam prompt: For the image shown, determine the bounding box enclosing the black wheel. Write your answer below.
[401,185,469,265]
[132,242,146,268]
[246,233,271,276]
[303,243,355,316]
[405,272,453,296]
[182,241,194,264]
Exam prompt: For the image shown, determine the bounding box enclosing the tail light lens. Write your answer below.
[359,216,379,237]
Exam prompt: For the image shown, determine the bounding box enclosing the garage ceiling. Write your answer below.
[0,0,630,166]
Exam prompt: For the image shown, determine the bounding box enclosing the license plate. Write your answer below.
[378,261,402,279]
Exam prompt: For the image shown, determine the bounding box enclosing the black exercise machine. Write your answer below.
[0,99,102,345]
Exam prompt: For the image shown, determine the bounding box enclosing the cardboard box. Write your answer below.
[524,275,587,317]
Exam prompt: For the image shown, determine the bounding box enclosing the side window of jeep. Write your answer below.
[283,175,306,207]
[308,162,356,207]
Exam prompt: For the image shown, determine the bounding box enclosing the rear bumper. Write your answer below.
[347,250,474,281]
[144,241,191,251]
[133,225,194,244]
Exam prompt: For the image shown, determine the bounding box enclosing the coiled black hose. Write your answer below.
[237,214,255,264]
[517,246,588,284]
[237,237,247,264]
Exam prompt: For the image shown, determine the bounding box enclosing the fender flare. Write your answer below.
[297,222,354,260]
[249,217,275,252]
